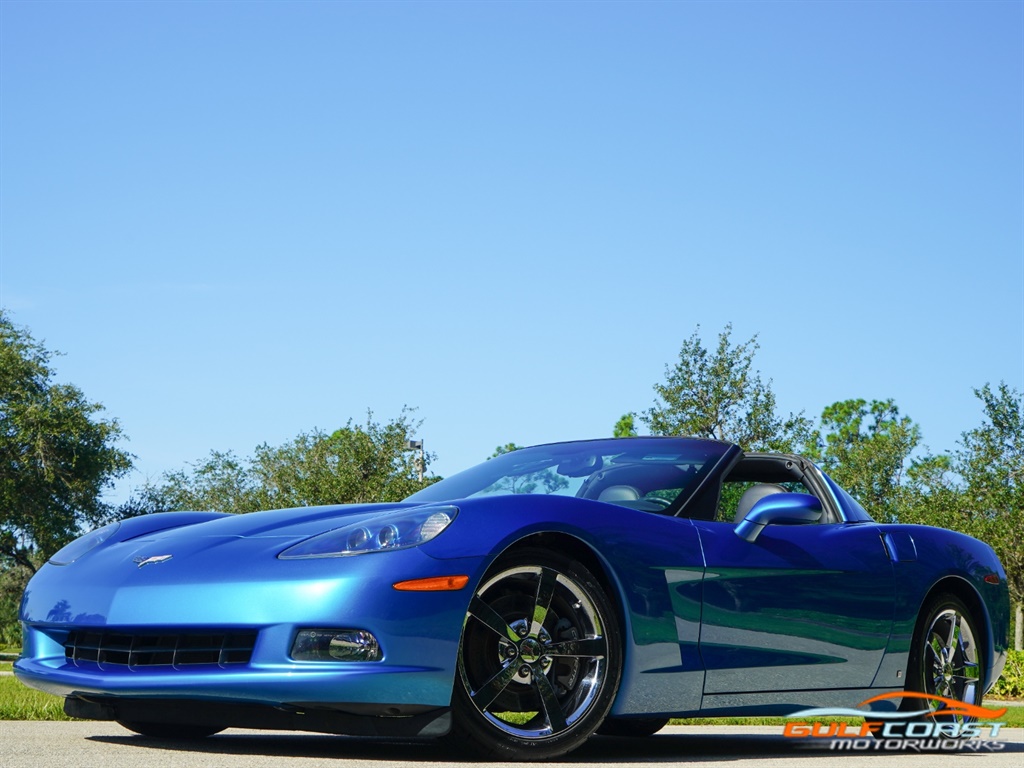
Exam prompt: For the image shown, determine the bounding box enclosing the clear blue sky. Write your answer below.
[1,0,1021,502]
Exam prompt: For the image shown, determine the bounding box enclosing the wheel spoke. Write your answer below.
[534,668,568,733]
[468,595,520,643]
[530,567,558,638]
[950,660,980,679]
[946,614,961,658]
[471,661,521,712]
[544,637,606,659]
[963,680,978,707]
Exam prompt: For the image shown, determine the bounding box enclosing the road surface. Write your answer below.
[2,722,1021,768]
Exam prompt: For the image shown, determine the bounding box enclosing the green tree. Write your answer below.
[807,398,922,522]
[159,449,261,513]
[642,324,811,451]
[114,484,174,519]
[0,565,30,647]
[157,409,433,513]
[613,413,638,438]
[490,443,523,458]
[0,311,132,572]
[955,383,1023,650]
[893,453,964,529]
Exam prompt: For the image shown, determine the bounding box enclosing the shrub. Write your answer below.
[991,649,1024,699]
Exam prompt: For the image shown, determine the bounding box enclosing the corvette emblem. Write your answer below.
[133,554,173,568]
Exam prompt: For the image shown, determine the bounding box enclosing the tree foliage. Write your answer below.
[955,383,1024,639]
[0,312,131,572]
[613,414,638,438]
[894,453,965,529]
[807,398,922,522]
[490,443,523,458]
[642,324,811,451]
[151,409,433,514]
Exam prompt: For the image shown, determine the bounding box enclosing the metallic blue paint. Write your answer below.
[15,438,1009,740]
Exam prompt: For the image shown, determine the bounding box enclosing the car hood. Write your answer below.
[21,501,467,628]
[136,502,425,541]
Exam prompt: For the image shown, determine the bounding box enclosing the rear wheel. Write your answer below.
[117,720,224,739]
[448,548,622,760]
[902,594,984,724]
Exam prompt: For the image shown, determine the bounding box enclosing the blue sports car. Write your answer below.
[16,438,1009,759]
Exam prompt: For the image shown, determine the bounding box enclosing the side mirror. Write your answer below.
[735,492,823,543]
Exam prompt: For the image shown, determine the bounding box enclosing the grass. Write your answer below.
[0,675,71,721]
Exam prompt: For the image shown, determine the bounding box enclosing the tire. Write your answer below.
[447,548,622,760]
[597,716,669,737]
[117,720,225,739]
[901,593,984,725]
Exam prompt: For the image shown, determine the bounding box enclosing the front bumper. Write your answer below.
[15,651,451,709]
[16,537,485,711]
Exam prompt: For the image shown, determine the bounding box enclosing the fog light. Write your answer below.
[291,629,382,662]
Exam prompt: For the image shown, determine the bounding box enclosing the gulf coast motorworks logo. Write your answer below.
[784,692,1009,752]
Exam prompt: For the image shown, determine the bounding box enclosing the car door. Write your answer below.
[692,519,895,693]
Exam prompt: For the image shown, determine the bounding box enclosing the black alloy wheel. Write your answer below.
[448,548,622,760]
[902,593,984,727]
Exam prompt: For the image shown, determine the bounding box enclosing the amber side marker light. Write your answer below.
[393,575,470,592]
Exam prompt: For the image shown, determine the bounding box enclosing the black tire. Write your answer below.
[117,720,225,739]
[597,716,669,737]
[447,548,622,760]
[901,593,985,725]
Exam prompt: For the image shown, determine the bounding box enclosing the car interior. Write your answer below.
[713,453,837,524]
[569,449,839,527]
[577,461,698,512]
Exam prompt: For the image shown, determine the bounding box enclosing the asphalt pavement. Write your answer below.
[1,722,1021,768]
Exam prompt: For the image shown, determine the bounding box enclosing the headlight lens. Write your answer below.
[49,521,121,565]
[278,505,458,559]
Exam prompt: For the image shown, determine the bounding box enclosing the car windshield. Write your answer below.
[405,437,731,513]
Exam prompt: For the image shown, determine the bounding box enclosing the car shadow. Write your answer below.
[86,729,1024,763]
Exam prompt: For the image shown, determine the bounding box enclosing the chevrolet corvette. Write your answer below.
[15,437,1009,759]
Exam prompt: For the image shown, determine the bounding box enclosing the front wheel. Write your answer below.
[448,548,622,760]
[902,594,984,725]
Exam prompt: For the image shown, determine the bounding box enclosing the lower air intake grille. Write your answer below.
[65,629,257,670]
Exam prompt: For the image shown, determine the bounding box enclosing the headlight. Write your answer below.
[49,522,121,565]
[278,505,458,559]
